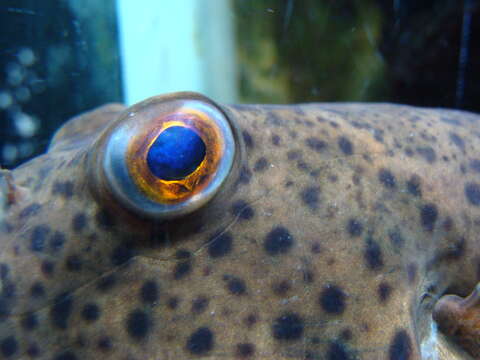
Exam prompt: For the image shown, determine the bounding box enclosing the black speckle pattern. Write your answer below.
[378,282,392,302]
[96,209,115,230]
[272,312,304,341]
[223,275,247,295]
[327,342,351,360]
[126,309,151,341]
[50,231,66,252]
[186,327,214,355]
[173,261,192,280]
[420,203,438,231]
[364,239,384,270]
[465,182,480,206]
[81,303,100,322]
[449,132,465,151]
[242,130,254,148]
[306,137,327,152]
[97,336,113,351]
[338,136,353,155]
[53,351,77,360]
[19,203,42,219]
[236,343,255,357]
[378,169,396,188]
[300,186,320,210]
[30,225,50,252]
[230,200,255,220]
[97,274,116,292]
[65,254,82,271]
[141,280,159,304]
[388,229,405,249]
[320,285,346,314]
[253,157,268,172]
[21,312,38,330]
[416,146,436,163]
[470,159,480,173]
[50,292,73,329]
[111,243,134,266]
[192,296,209,314]
[0,336,17,357]
[264,226,294,256]
[406,175,422,197]
[72,213,87,233]
[389,330,412,360]
[208,232,233,258]
[30,282,45,298]
[346,218,363,237]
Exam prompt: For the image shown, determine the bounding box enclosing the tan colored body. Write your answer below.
[1,94,480,359]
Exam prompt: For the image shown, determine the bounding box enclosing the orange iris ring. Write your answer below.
[126,111,225,204]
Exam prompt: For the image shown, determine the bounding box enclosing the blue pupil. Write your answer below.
[146,126,206,180]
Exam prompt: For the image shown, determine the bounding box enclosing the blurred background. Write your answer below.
[0,0,479,168]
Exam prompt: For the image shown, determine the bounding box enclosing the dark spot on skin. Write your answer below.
[19,203,42,219]
[175,249,191,260]
[272,312,304,341]
[30,225,50,252]
[449,132,465,151]
[208,232,233,258]
[364,239,384,270]
[389,330,412,360]
[378,169,396,188]
[95,208,115,230]
[264,226,294,256]
[191,296,209,314]
[186,327,214,355]
[141,280,159,304]
[300,186,320,211]
[224,275,247,295]
[242,130,254,148]
[30,282,45,298]
[253,157,268,172]
[236,343,255,358]
[340,329,353,341]
[388,229,405,249]
[306,137,327,152]
[303,270,314,283]
[27,344,39,357]
[72,213,87,233]
[378,282,392,303]
[406,175,422,197]
[50,292,73,329]
[50,231,66,252]
[237,166,252,185]
[470,159,480,173]
[52,181,74,198]
[111,243,134,266]
[97,274,116,292]
[41,260,55,276]
[404,148,414,157]
[338,136,353,155]
[230,200,255,221]
[420,203,438,231]
[82,303,100,322]
[173,261,192,280]
[407,263,417,284]
[271,134,281,146]
[347,218,363,237]
[21,312,38,330]
[0,264,8,280]
[416,146,436,163]
[287,150,302,160]
[430,237,466,266]
[311,242,322,254]
[465,182,480,206]
[273,280,291,296]
[66,254,82,271]
[327,342,351,360]
[126,309,151,341]
[165,297,180,311]
[53,351,77,360]
[320,285,346,315]
[97,336,112,351]
[244,313,258,328]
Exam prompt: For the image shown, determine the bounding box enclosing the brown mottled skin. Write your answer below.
[1,92,480,359]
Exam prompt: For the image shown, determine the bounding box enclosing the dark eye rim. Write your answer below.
[95,92,238,219]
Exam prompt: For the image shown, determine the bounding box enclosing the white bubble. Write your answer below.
[13,112,38,138]
[14,87,31,102]
[6,62,24,86]
[17,47,35,66]
[2,144,18,164]
[0,91,13,109]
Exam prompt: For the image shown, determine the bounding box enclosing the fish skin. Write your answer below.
[0,93,480,359]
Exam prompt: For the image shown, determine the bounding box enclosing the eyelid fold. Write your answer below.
[89,92,237,220]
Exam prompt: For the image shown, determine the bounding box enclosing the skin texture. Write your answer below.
[1,92,480,359]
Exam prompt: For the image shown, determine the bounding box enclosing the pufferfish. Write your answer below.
[1,92,480,359]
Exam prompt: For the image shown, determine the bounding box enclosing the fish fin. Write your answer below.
[49,103,126,151]
[433,283,480,357]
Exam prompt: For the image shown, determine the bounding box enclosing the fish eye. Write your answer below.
[98,93,236,219]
